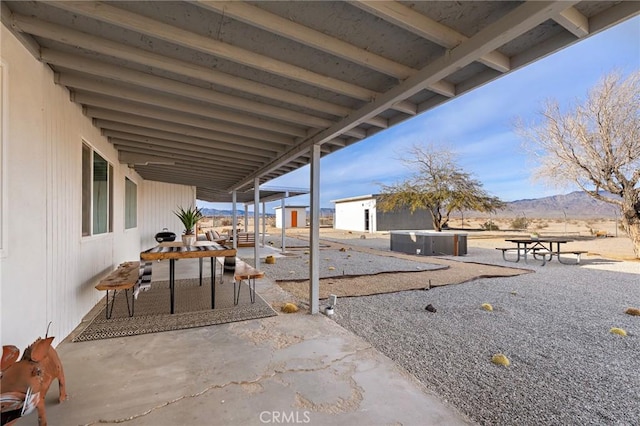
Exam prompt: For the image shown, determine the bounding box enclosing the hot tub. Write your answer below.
[390,230,468,256]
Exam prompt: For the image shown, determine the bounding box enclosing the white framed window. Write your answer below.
[125,177,137,229]
[82,143,113,236]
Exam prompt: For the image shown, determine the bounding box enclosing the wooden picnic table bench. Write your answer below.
[232,260,265,305]
[95,261,151,319]
[227,231,256,247]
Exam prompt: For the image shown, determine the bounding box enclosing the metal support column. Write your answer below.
[262,201,266,247]
[254,178,260,267]
[280,191,288,253]
[244,204,248,233]
[232,190,238,250]
[309,145,320,314]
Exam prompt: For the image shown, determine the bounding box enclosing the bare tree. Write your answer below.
[378,144,505,231]
[517,70,640,258]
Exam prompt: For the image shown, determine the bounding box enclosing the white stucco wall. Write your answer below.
[0,26,194,349]
[334,197,377,232]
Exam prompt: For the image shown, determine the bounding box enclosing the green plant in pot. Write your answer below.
[174,205,203,245]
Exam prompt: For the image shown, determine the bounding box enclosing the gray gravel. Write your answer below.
[259,236,444,281]
[332,247,640,425]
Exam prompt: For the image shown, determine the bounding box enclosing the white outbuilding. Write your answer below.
[274,206,307,228]
[332,194,434,232]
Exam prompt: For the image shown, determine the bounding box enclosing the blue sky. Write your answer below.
[199,16,639,212]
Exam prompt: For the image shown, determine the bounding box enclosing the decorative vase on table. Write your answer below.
[174,205,203,246]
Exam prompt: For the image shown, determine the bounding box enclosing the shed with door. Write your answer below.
[332,194,434,232]
[274,206,307,229]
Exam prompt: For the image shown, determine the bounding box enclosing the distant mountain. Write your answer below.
[496,191,619,219]
[200,207,335,217]
[202,191,620,220]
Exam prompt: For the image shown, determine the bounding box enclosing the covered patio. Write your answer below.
[1,1,639,424]
[18,252,472,425]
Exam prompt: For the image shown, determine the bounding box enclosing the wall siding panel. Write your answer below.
[0,26,194,348]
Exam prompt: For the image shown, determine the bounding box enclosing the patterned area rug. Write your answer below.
[73,278,277,342]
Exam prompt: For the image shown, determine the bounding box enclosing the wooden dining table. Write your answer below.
[140,241,237,314]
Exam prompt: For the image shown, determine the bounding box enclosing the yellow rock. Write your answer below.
[328,266,335,270]
[281,303,299,313]
[625,307,640,316]
[491,353,510,366]
[265,255,276,264]
[481,303,493,312]
[610,327,627,336]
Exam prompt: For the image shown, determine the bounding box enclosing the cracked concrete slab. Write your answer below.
[18,263,471,426]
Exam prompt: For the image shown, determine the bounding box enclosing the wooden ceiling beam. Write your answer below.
[105,131,271,162]
[351,0,511,73]
[86,109,290,151]
[45,1,415,117]
[56,73,306,137]
[43,49,334,130]
[112,139,264,168]
[72,92,291,147]
[554,7,590,37]
[196,1,454,98]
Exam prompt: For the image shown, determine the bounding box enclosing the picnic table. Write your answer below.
[496,237,587,266]
[140,241,236,313]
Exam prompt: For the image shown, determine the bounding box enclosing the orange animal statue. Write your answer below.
[1,337,67,426]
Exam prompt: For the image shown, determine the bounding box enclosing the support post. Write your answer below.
[254,178,260,266]
[309,145,320,314]
[232,190,237,250]
[281,191,288,253]
[262,201,266,247]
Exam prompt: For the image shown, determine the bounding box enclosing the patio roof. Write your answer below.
[2,1,638,202]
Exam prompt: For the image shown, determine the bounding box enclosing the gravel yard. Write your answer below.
[259,236,444,281]
[332,247,640,425]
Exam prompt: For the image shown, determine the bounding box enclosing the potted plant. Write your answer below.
[174,205,203,245]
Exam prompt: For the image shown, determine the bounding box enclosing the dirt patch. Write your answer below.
[277,255,529,301]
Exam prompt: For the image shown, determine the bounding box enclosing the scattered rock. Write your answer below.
[281,303,299,313]
[360,235,366,239]
[339,247,347,252]
[482,303,493,312]
[625,307,640,316]
[610,327,627,336]
[491,353,510,366]
[425,304,436,313]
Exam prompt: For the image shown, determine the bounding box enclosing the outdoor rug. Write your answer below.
[73,278,277,342]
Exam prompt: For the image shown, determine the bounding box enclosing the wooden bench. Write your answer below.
[95,261,151,319]
[232,260,265,305]
[228,231,256,247]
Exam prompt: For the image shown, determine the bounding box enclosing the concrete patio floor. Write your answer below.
[19,248,472,426]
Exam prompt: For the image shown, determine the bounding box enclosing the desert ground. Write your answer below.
[199,216,637,261]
